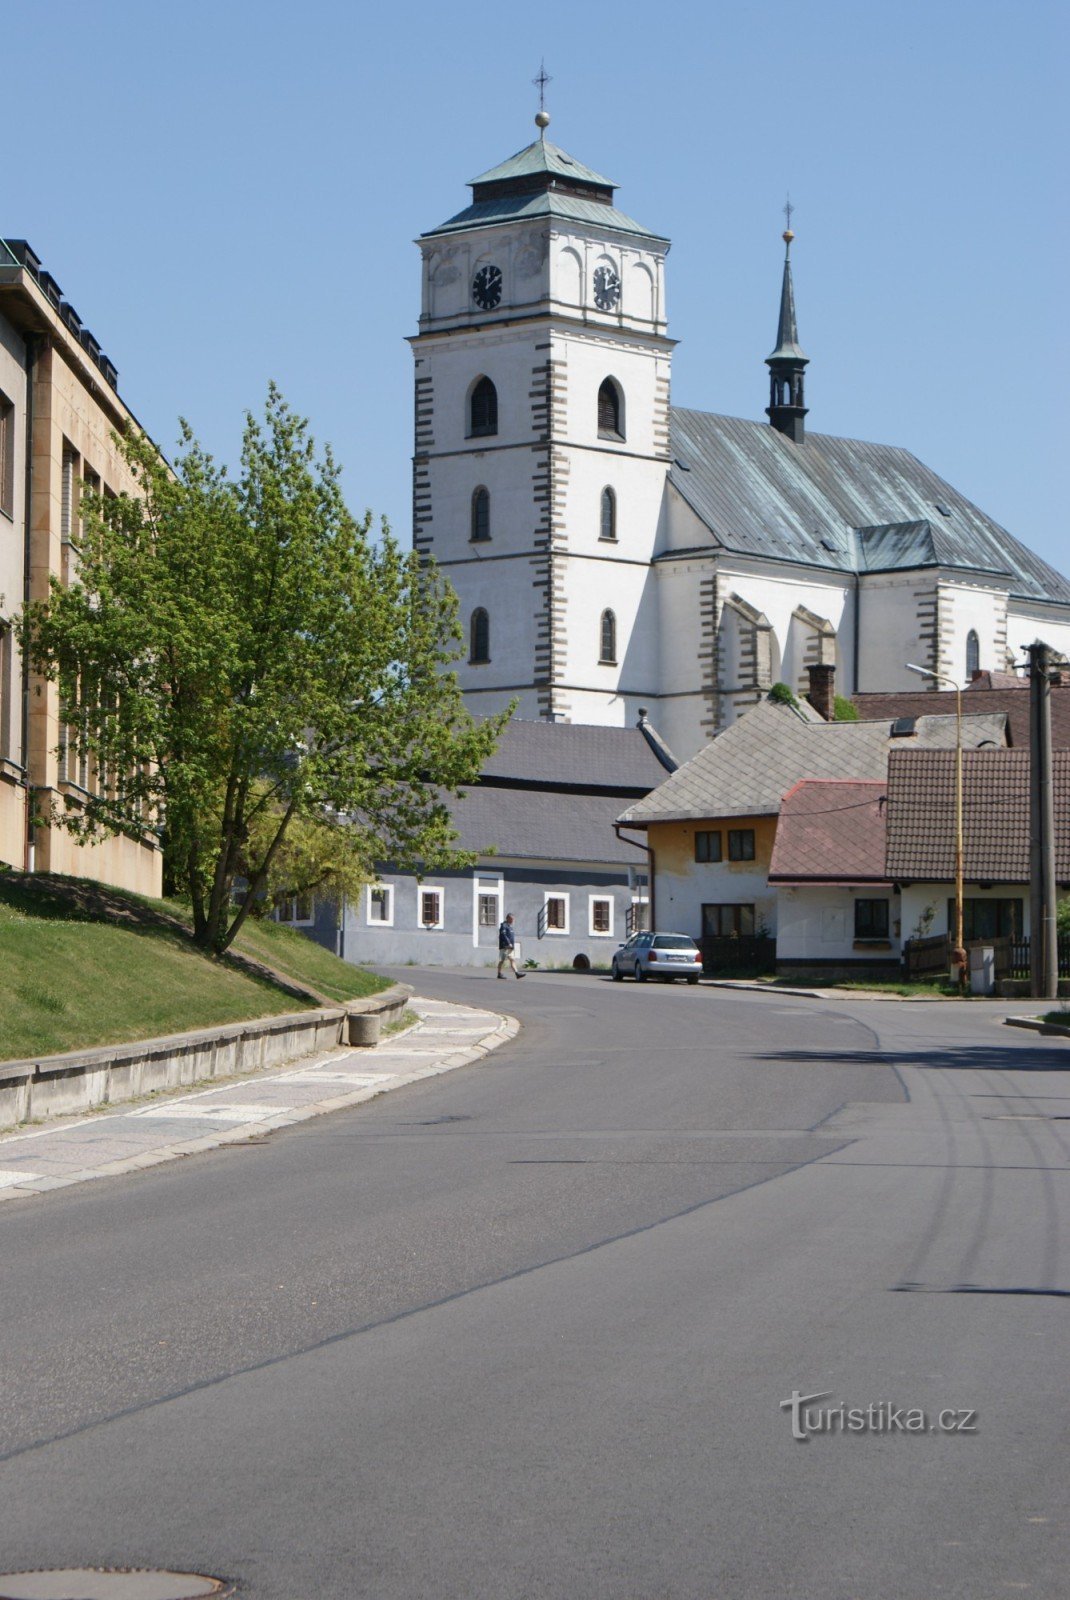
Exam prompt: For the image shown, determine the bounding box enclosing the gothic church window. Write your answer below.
[966,629,980,679]
[471,487,490,542]
[470,607,490,664]
[597,378,624,440]
[599,609,617,665]
[600,487,617,542]
[469,377,498,438]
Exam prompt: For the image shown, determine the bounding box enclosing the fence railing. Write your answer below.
[903,933,949,980]
[700,935,776,975]
[1008,936,1070,980]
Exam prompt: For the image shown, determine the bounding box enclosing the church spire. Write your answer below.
[766,204,809,444]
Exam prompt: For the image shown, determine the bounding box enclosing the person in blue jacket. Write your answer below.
[497,913,524,979]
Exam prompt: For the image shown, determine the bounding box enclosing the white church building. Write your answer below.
[410,114,1070,762]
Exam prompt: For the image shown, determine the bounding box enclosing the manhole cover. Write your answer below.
[0,1573,231,1600]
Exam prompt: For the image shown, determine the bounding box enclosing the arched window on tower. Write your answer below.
[966,629,980,680]
[470,608,490,664]
[597,378,624,440]
[600,487,617,542]
[599,609,617,665]
[471,487,490,542]
[469,377,498,438]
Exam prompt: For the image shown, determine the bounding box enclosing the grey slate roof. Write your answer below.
[479,718,673,792]
[423,189,666,243]
[451,785,643,865]
[617,699,1009,825]
[667,410,1070,606]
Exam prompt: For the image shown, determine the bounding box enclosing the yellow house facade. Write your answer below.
[0,238,162,895]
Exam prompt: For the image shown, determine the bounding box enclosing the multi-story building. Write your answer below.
[0,237,162,894]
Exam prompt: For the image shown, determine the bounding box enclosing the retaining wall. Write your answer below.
[0,984,411,1129]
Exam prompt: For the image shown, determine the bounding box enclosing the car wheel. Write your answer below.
[686,976,699,985]
[611,962,623,982]
[635,964,648,982]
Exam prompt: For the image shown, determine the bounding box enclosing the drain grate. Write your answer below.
[0,1572,232,1600]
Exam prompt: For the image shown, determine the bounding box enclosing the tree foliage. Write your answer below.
[833,694,860,721]
[21,386,508,952]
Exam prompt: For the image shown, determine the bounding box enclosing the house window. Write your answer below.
[695,830,722,863]
[589,895,613,936]
[599,609,617,665]
[367,884,394,926]
[276,893,314,925]
[627,899,649,936]
[419,888,444,929]
[471,486,490,542]
[597,378,623,439]
[727,829,756,861]
[600,486,617,542]
[966,629,980,679]
[854,899,890,940]
[544,893,569,933]
[702,903,756,937]
[950,897,1024,941]
[470,608,490,664]
[0,392,14,518]
[478,892,499,927]
[469,376,498,438]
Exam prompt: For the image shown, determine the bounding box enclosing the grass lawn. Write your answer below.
[0,872,389,1062]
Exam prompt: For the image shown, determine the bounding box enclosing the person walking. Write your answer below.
[497,913,524,979]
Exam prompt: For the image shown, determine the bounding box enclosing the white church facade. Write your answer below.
[411,117,1070,762]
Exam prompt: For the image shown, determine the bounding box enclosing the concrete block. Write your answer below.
[348,1012,382,1047]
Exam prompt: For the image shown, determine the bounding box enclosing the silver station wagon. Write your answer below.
[611,932,703,984]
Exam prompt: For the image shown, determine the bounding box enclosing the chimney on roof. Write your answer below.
[806,663,836,721]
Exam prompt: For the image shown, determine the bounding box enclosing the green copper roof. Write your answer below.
[469,138,615,190]
[767,242,807,363]
[422,189,668,243]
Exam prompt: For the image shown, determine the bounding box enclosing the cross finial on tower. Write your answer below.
[782,195,795,246]
[533,61,552,133]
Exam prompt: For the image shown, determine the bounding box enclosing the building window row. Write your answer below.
[694,828,756,863]
[465,374,626,442]
[365,882,445,930]
[469,483,616,547]
[470,606,617,668]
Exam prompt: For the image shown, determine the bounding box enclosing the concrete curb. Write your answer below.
[0,1001,519,1203]
[1004,1015,1070,1038]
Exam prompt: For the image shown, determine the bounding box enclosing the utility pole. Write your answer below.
[1028,641,1058,1001]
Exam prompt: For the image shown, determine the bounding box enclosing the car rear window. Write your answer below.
[653,936,697,950]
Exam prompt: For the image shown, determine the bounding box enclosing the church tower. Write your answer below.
[410,108,674,725]
[765,222,808,443]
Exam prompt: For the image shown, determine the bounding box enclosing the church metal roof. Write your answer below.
[469,138,615,191]
[422,189,667,243]
[667,409,1070,605]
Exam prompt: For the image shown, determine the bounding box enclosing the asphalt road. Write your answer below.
[1,972,1068,1600]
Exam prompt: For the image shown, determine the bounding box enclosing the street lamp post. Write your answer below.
[906,663,965,984]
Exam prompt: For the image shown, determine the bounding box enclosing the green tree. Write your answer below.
[21,386,507,953]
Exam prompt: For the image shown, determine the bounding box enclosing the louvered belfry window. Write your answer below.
[597,379,622,438]
[470,377,498,437]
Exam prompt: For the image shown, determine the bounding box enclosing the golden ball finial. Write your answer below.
[535,109,551,129]
[782,228,795,244]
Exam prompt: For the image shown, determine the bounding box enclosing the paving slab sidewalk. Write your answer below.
[0,997,517,1203]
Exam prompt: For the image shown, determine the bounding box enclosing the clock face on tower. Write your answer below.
[593,265,621,310]
[472,264,503,310]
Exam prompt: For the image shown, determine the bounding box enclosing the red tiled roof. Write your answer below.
[853,683,1070,751]
[884,748,1070,883]
[769,780,889,883]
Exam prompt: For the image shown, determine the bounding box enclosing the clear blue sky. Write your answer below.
[5,0,1066,571]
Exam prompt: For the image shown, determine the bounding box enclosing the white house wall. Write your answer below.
[776,884,902,963]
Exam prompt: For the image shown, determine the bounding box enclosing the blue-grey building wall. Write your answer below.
[305,861,646,969]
